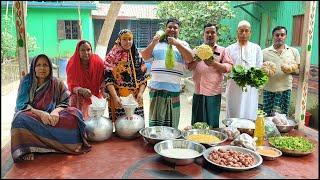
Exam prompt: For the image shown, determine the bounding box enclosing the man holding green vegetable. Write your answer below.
[225,20,263,120]
[140,18,193,128]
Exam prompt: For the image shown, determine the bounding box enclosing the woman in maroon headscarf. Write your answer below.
[66,40,105,120]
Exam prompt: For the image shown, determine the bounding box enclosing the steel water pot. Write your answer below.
[115,103,145,139]
[85,109,113,141]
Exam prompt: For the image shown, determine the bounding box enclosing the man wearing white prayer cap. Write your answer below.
[225,20,263,120]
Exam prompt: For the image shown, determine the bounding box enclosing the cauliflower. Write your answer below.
[194,44,214,62]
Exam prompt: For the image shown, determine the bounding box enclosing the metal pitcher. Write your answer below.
[85,108,113,141]
[115,103,145,139]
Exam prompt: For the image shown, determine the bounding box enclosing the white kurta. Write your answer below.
[225,41,263,120]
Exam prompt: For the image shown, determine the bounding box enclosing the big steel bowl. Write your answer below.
[203,145,263,171]
[139,126,182,145]
[222,118,256,136]
[182,129,228,146]
[275,119,297,133]
[154,139,206,165]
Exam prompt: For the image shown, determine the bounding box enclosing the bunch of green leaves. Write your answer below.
[269,136,315,152]
[247,67,269,89]
[192,122,209,130]
[227,65,248,91]
[156,1,235,48]
[227,65,269,92]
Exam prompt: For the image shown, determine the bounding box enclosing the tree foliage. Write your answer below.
[156,1,236,48]
[1,16,39,63]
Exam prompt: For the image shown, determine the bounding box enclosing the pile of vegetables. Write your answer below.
[227,65,269,92]
[281,60,298,74]
[269,136,315,152]
[262,61,276,77]
[192,122,210,129]
[193,44,214,63]
[156,30,166,41]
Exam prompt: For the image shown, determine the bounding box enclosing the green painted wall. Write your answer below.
[26,8,94,59]
[221,1,318,65]
[220,1,263,45]
[1,5,94,59]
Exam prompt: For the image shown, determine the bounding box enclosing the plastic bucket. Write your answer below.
[305,112,312,127]
[58,58,68,79]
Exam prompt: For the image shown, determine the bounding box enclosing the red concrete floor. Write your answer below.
[1,127,319,179]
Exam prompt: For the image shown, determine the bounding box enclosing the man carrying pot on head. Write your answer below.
[140,17,193,128]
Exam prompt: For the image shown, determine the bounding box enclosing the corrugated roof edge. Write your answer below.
[1,1,97,10]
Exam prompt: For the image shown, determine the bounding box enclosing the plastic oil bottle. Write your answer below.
[254,110,266,146]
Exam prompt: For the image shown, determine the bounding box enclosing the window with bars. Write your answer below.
[292,14,304,46]
[57,20,81,40]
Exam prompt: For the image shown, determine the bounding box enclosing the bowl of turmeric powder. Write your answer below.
[256,146,282,160]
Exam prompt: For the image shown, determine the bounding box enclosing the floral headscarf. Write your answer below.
[104,29,141,71]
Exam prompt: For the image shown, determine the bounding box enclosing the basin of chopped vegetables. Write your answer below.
[268,136,315,152]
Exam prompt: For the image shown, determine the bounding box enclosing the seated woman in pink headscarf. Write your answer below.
[66,40,105,120]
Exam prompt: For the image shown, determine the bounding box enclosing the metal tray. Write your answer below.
[203,145,263,171]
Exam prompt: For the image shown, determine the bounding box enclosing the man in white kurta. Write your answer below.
[225,20,263,120]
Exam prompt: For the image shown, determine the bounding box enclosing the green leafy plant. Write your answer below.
[227,65,269,92]
[156,1,235,48]
[1,16,39,63]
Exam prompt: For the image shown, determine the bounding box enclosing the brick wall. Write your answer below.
[292,65,319,94]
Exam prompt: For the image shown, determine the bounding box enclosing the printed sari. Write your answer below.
[11,54,91,163]
[104,29,148,122]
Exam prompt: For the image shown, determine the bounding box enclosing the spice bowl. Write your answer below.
[256,146,282,160]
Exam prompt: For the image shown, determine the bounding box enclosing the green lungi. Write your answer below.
[149,89,180,128]
[263,89,291,116]
[191,94,221,128]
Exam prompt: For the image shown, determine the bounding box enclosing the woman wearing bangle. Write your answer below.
[11,54,91,163]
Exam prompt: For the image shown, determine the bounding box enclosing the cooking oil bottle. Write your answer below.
[254,109,266,146]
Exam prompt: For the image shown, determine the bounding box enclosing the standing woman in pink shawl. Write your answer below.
[66,40,105,120]
[104,29,148,122]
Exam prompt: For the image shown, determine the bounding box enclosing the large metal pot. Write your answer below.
[115,103,145,139]
[85,109,113,141]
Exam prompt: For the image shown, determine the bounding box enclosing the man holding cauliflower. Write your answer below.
[262,26,300,116]
[186,23,233,128]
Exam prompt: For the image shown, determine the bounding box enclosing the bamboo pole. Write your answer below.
[14,1,29,79]
[295,1,317,130]
[95,1,123,59]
